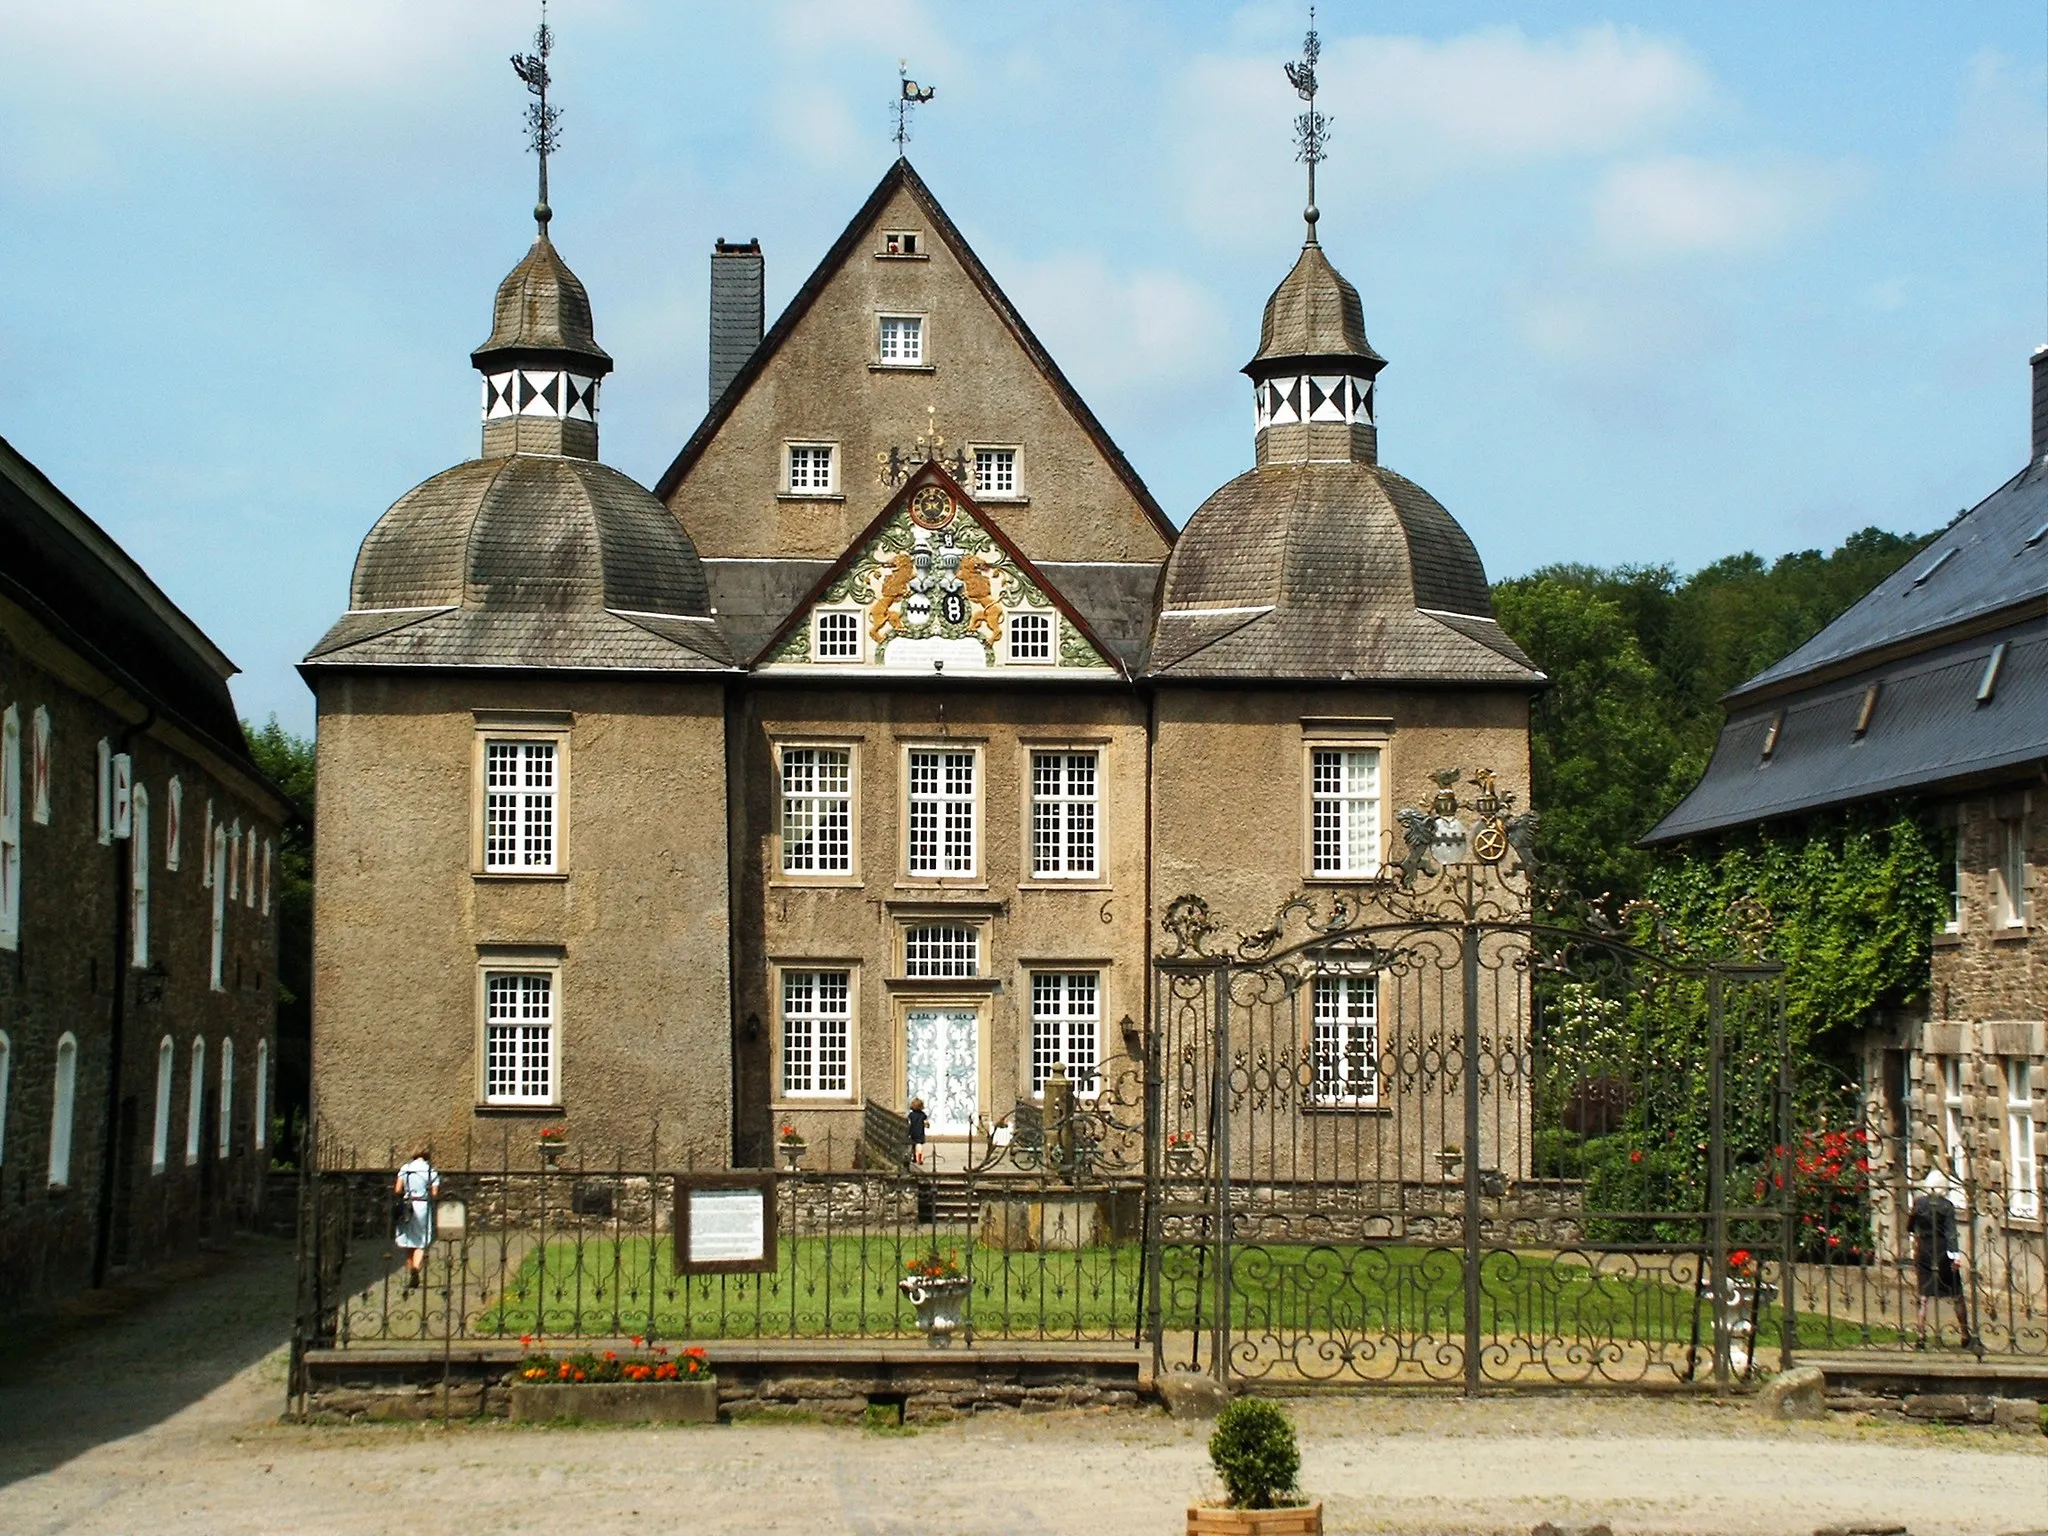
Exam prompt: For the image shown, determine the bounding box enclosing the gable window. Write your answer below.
[1310,747,1382,877]
[152,1036,173,1175]
[781,969,852,1097]
[903,923,979,978]
[29,707,49,826]
[878,314,924,365]
[1996,818,2028,928]
[814,611,862,662]
[780,746,853,875]
[484,972,557,1105]
[2007,1058,2038,1218]
[1009,612,1053,664]
[130,783,150,968]
[166,777,182,873]
[787,443,837,494]
[0,705,18,951]
[972,447,1018,498]
[1311,973,1380,1106]
[1031,750,1098,878]
[906,749,977,877]
[881,230,920,256]
[218,1037,234,1158]
[1031,971,1098,1095]
[48,1033,77,1188]
[485,741,558,873]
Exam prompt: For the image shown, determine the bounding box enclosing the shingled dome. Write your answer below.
[1247,243,1385,372]
[472,232,613,374]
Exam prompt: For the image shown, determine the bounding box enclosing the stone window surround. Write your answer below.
[1006,609,1057,666]
[1028,968,1101,1099]
[770,960,861,1104]
[966,443,1026,502]
[1310,968,1383,1109]
[474,946,564,1113]
[770,736,864,888]
[781,441,841,500]
[899,740,983,886]
[810,608,865,664]
[877,230,927,260]
[1300,719,1394,884]
[1910,1028,2046,1224]
[873,312,931,371]
[471,710,572,881]
[1024,742,1102,882]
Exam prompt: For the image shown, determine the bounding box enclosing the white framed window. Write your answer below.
[260,841,272,916]
[1310,747,1383,877]
[2008,1058,2038,1219]
[1031,972,1099,1095]
[972,447,1018,497]
[96,738,112,845]
[209,823,227,992]
[243,828,256,909]
[0,1030,10,1166]
[881,230,920,256]
[1943,1055,1967,1177]
[780,746,853,876]
[111,752,131,839]
[1008,612,1053,664]
[786,443,837,494]
[151,1036,173,1174]
[878,314,924,365]
[484,972,556,1105]
[1031,750,1098,878]
[254,1039,269,1151]
[218,1037,234,1158]
[906,748,977,877]
[202,800,214,888]
[485,741,558,873]
[227,821,240,901]
[130,783,149,968]
[29,707,49,826]
[48,1032,77,1188]
[1312,973,1381,1106]
[1997,819,2029,928]
[165,777,182,873]
[903,923,979,978]
[1943,826,1961,933]
[781,969,852,1097]
[814,610,862,662]
[0,704,18,951]
[186,1037,205,1165]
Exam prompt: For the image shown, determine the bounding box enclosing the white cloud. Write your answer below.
[1592,155,1861,259]
[1950,48,2048,187]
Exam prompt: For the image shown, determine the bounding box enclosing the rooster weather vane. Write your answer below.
[894,62,936,154]
[1285,8,1330,240]
[512,4,562,233]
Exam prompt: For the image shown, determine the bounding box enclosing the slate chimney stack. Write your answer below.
[709,239,764,408]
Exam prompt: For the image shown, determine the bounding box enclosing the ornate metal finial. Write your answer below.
[1284,8,1329,242]
[512,3,562,234]
[877,403,968,488]
[895,61,936,155]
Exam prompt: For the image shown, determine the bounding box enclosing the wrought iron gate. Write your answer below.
[1142,866,1792,1391]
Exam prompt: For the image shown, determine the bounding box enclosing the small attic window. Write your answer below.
[1909,547,1958,588]
[1761,711,1784,761]
[1978,641,2009,704]
[1852,683,1880,738]
[880,231,923,258]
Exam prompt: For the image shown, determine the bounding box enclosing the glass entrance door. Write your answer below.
[904,1007,979,1136]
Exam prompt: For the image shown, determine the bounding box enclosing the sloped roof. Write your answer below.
[303,606,731,671]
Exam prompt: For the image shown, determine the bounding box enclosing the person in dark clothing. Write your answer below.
[1909,1169,1973,1348]
[907,1098,928,1167]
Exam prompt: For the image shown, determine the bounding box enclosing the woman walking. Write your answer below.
[393,1146,441,1289]
[1909,1168,1973,1349]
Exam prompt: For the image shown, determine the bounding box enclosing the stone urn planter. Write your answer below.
[898,1274,972,1346]
[779,1136,807,1172]
[1166,1140,1202,1176]
[537,1137,567,1169]
[1187,1505,1323,1534]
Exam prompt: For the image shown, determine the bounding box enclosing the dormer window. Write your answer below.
[878,315,925,366]
[881,230,922,257]
[786,443,837,495]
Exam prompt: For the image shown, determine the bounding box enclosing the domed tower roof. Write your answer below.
[1249,242,1384,374]
[472,232,613,378]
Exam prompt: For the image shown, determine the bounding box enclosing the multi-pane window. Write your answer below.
[781,748,852,875]
[973,448,1017,496]
[0,704,18,951]
[878,315,924,364]
[781,970,851,1096]
[484,973,555,1104]
[1009,612,1052,663]
[1031,972,1099,1094]
[788,444,835,493]
[2008,1058,2039,1219]
[1032,751,1098,878]
[485,741,558,872]
[815,611,861,661]
[1311,748,1382,877]
[1997,819,2029,928]
[1943,1055,1967,1177]
[903,924,979,978]
[907,749,976,877]
[1312,974,1380,1105]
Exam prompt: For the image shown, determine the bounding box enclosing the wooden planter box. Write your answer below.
[1187,1504,1322,1534]
[509,1380,717,1424]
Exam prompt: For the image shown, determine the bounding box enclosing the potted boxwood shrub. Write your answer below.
[1189,1398,1319,1533]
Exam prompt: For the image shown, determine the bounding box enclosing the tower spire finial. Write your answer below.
[512,2,562,236]
[1284,7,1328,244]
[894,61,935,156]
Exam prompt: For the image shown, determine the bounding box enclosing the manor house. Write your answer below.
[303,158,1541,1169]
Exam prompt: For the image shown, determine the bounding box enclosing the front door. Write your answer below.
[904,1007,978,1136]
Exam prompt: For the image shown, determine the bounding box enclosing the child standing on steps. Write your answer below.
[907,1098,927,1167]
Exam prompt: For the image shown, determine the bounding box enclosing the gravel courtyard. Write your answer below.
[2,1236,2045,1536]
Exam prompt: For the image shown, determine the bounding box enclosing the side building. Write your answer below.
[0,435,287,1310]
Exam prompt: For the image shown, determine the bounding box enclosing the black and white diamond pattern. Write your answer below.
[482,370,600,422]
[1253,374,1375,429]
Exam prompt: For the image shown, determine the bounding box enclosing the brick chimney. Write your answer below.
[709,239,764,408]
[2032,345,2048,464]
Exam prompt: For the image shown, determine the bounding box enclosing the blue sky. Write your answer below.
[3,2,2044,733]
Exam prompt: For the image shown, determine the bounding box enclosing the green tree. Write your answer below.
[243,716,313,1147]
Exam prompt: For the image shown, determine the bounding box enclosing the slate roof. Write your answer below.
[1247,242,1384,372]
[1147,460,1541,685]
[303,607,731,671]
[471,231,613,374]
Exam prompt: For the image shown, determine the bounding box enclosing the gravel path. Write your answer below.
[2,1238,2045,1535]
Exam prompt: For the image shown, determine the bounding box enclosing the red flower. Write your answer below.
[1629,1149,1644,1164]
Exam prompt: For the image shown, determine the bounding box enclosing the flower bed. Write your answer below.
[508,1338,717,1424]
[515,1338,710,1384]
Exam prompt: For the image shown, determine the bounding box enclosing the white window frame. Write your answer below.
[812,609,864,663]
[260,840,272,916]
[2008,1057,2038,1219]
[483,738,561,874]
[1030,971,1099,1097]
[48,1032,77,1188]
[0,704,18,951]
[152,1035,173,1174]
[29,706,49,826]
[785,442,839,496]
[1031,749,1099,879]
[202,800,214,888]
[880,229,921,257]
[165,776,182,873]
[217,1036,234,1159]
[209,824,227,992]
[877,313,926,366]
[186,1037,205,1165]
[779,745,855,878]
[0,1029,10,1166]
[1008,611,1055,665]
[1943,825,1961,933]
[1308,745,1384,878]
[96,738,112,845]
[902,923,980,978]
[227,821,240,901]
[130,783,149,968]
[1311,971,1382,1107]
[1943,1054,1967,1178]
[779,968,854,1099]
[244,827,257,909]
[483,969,559,1107]
[254,1039,269,1151]
[1997,818,2029,928]
[970,445,1020,499]
[905,746,978,880]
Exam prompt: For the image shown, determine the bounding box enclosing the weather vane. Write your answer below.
[1284,7,1329,241]
[511,2,562,233]
[894,61,935,155]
